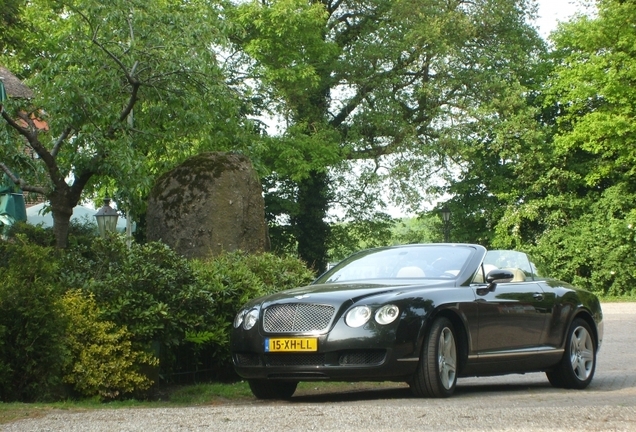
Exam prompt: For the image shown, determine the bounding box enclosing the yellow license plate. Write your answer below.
[265,338,318,352]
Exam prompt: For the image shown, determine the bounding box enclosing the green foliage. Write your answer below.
[57,236,314,380]
[0,0,27,52]
[60,235,211,352]
[59,290,158,400]
[328,215,395,263]
[0,233,315,399]
[0,239,69,402]
[483,0,636,297]
[239,252,316,291]
[7,220,97,248]
[188,251,315,364]
[391,215,440,245]
[228,0,546,268]
[529,185,636,297]
[1,0,248,248]
[547,0,636,191]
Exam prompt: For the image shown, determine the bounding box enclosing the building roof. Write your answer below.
[0,66,34,99]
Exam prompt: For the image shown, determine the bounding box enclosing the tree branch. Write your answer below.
[51,126,74,158]
[0,162,47,194]
[1,109,31,139]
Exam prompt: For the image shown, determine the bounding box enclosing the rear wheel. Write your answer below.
[411,317,457,398]
[248,380,298,400]
[546,318,596,389]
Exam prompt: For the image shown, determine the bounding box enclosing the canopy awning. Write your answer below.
[0,80,6,103]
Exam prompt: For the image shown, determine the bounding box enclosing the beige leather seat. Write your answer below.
[504,267,527,282]
[396,266,426,278]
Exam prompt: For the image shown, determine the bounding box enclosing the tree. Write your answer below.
[0,0,27,52]
[0,0,245,248]
[492,0,636,293]
[227,0,545,270]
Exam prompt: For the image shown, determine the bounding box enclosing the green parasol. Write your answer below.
[0,80,6,103]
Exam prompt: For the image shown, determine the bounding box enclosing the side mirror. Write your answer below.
[486,269,514,288]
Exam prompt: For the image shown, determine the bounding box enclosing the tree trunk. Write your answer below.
[49,195,76,249]
[293,170,330,273]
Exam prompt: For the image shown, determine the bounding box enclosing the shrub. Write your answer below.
[0,232,316,397]
[0,238,69,402]
[183,252,316,376]
[7,220,97,249]
[240,252,317,293]
[60,235,209,345]
[59,290,158,400]
[59,235,218,381]
[529,186,636,297]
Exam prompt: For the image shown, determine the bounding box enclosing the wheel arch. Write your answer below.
[421,307,469,374]
[573,309,600,350]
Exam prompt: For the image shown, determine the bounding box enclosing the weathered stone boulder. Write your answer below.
[146,152,269,259]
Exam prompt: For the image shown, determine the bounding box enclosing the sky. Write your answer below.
[534,0,593,38]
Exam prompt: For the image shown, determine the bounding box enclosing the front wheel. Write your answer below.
[248,380,298,400]
[546,318,596,389]
[411,317,457,398]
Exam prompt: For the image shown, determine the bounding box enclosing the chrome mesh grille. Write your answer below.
[263,303,335,333]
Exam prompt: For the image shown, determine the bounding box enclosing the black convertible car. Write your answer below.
[231,244,603,399]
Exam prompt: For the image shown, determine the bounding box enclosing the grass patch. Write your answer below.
[0,403,54,425]
[0,398,173,425]
[600,295,636,302]
[167,381,254,405]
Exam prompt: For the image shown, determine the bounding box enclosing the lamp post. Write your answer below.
[441,205,451,243]
[94,197,119,237]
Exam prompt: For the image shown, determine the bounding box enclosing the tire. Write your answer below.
[248,379,298,400]
[546,318,596,390]
[411,317,458,398]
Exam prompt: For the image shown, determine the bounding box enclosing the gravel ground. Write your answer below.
[3,303,635,432]
[2,403,635,432]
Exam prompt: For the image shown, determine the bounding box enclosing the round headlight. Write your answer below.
[243,309,259,330]
[233,310,246,328]
[345,306,372,328]
[375,304,400,325]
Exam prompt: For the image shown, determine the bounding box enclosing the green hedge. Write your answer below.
[0,238,69,402]
[59,290,158,400]
[0,232,315,401]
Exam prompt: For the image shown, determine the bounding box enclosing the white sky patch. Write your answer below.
[534,0,596,39]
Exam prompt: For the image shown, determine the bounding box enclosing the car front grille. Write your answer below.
[265,353,326,367]
[263,303,335,333]
[261,350,387,367]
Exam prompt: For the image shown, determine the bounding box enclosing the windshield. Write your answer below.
[315,245,474,284]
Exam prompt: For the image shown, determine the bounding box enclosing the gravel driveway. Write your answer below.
[3,303,635,432]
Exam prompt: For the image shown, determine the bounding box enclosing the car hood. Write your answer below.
[254,280,453,308]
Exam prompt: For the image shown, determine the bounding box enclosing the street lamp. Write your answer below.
[441,205,451,243]
[94,197,119,237]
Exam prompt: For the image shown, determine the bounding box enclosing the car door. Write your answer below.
[472,279,548,354]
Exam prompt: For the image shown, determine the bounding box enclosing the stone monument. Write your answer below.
[146,152,269,258]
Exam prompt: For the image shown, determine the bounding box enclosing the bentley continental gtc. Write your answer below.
[231,244,603,399]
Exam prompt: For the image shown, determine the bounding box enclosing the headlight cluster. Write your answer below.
[234,308,259,330]
[345,304,400,328]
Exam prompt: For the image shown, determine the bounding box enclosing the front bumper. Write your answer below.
[231,319,422,382]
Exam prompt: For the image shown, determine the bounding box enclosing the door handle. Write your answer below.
[533,292,543,301]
